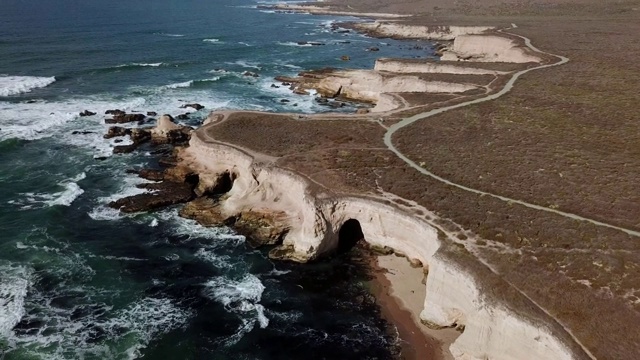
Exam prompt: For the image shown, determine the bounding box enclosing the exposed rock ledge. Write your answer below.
[352,23,494,41]
[279,69,478,113]
[179,129,587,360]
[441,34,542,63]
[374,58,509,75]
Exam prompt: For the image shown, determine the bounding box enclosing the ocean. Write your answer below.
[0,0,434,358]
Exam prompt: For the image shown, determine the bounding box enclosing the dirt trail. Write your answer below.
[383,26,640,240]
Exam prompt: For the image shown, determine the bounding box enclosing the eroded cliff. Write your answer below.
[176,129,586,360]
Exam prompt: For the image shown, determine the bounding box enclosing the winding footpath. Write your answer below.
[383,26,640,239]
[383,26,608,359]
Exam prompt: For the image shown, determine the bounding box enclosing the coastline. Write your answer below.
[5,0,640,358]
[174,127,584,360]
[367,251,460,360]
[95,0,637,358]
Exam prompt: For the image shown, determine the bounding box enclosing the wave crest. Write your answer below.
[0,75,56,96]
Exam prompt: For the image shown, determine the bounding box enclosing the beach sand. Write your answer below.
[368,253,460,359]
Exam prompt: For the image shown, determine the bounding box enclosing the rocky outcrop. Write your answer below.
[283,69,477,112]
[374,58,509,75]
[79,110,96,117]
[179,196,289,247]
[180,103,204,111]
[150,114,192,145]
[441,35,541,63]
[177,131,585,360]
[105,113,146,124]
[353,23,494,40]
[108,180,194,212]
[231,210,290,247]
[107,127,151,154]
[180,196,230,226]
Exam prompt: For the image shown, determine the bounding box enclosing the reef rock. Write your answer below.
[105,113,146,124]
[231,210,290,247]
[180,103,204,111]
[79,110,96,117]
[179,197,232,226]
[109,181,194,213]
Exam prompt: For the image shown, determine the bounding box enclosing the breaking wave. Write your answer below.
[8,173,86,209]
[0,75,56,96]
[0,264,31,337]
[204,274,269,345]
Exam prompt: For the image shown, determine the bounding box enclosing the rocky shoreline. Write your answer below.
[96,9,588,359]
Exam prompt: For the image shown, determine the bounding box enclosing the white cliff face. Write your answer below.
[312,70,477,112]
[374,59,509,75]
[355,23,494,40]
[424,260,574,360]
[183,131,583,360]
[441,35,541,63]
[320,70,476,95]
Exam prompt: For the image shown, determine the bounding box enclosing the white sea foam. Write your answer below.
[205,275,265,306]
[156,209,246,243]
[266,308,302,323]
[195,248,234,269]
[163,253,180,261]
[108,297,192,348]
[157,33,185,37]
[88,173,153,221]
[277,41,313,47]
[161,76,223,91]
[0,264,31,337]
[88,205,125,221]
[280,63,302,69]
[46,182,84,206]
[0,75,56,96]
[94,255,146,262]
[163,80,194,89]
[16,240,144,262]
[227,60,262,70]
[115,62,164,68]
[6,293,190,359]
[204,273,269,340]
[199,76,221,83]
[268,268,292,276]
[0,96,146,141]
[256,78,320,114]
[203,38,221,43]
[9,173,86,209]
[46,172,86,207]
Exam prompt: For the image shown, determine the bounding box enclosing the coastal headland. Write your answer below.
[106,0,640,359]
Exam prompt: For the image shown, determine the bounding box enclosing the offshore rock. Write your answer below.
[109,181,194,213]
[180,103,205,111]
[105,113,145,124]
[108,128,150,154]
[104,126,130,139]
[79,110,96,117]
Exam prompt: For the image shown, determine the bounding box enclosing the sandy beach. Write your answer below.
[368,253,460,359]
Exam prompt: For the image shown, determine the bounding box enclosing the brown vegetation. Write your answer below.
[192,0,640,357]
